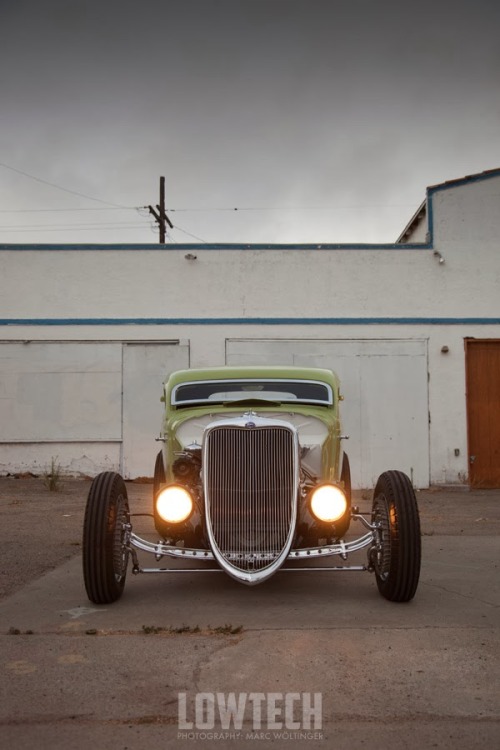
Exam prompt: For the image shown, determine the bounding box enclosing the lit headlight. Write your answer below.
[156,485,193,524]
[310,485,347,523]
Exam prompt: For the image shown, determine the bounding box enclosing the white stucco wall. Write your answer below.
[1,170,499,485]
[0,240,495,321]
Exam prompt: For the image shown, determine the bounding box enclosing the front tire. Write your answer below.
[370,470,421,602]
[83,472,130,604]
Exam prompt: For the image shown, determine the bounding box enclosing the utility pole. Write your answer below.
[148,176,173,243]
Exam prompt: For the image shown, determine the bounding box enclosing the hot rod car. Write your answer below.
[83,366,421,604]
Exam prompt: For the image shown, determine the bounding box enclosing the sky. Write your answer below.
[0,0,499,245]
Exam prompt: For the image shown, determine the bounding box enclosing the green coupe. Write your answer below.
[83,366,421,603]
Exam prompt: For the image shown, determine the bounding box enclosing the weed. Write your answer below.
[141,623,241,636]
[43,457,62,492]
[210,624,243,635]
[7,627,34,635]
[142,625,165,634]
[172,624,200,634]
[142,624,200,635]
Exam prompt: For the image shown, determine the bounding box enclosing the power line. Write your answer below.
[0,204,417,213]
[166,204,416,212]
[0,221,149,230]
[170,224,208,243]
[2,226,150,233]
[0,207,136,214]
[0,201,417,215]
[0,161,132,208]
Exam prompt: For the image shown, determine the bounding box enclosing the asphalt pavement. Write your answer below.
[0,482,499,749]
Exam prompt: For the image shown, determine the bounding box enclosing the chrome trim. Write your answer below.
[129,530,374,570]
[287,533,374,557]
[202,416,299,585]
[134,565,368,574]
[130,533,215,559]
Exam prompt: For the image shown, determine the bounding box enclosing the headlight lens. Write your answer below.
[156,485,193,524]
[310,485,347,523]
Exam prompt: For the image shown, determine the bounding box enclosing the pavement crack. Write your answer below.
[422,580,499,607]
[191,634,244,693]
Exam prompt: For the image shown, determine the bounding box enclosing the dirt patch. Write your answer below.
[0,477,152,600]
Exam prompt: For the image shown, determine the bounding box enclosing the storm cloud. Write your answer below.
[1,0,499,243]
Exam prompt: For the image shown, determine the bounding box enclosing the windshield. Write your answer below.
[171,379,333,407]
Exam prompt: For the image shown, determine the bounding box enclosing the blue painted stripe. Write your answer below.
[427,193,435,240]
[1,317,500,326]
[0,242,431,251]
[427,169,500,195]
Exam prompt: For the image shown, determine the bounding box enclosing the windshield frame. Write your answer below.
[171,378,334,408]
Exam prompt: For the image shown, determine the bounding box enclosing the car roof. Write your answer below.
[165,366,340,392]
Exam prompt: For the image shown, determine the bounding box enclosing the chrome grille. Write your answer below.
[204,424,297,574]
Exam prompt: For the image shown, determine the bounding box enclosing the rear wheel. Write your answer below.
[153,451,167,537]
[341,452,351,504]
[334,452,352,538]
[83,472,129,604]
[370,470,421,602]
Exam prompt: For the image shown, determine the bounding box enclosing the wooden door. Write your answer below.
[466,340,500,487]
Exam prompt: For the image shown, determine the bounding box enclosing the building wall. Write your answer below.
[1,170,499,485]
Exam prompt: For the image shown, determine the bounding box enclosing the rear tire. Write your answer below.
[334,452,352,538]
[83,472,129,604]
[371,470,421,602]
[153,451,167,537]
[341,452,351,504]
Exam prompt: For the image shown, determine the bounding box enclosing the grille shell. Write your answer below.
[203,417,299,584]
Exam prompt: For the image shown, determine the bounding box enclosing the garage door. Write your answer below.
[226,339,429,488]
[0,342,122,441]
[122,342,190,478]
[0,341,189,478]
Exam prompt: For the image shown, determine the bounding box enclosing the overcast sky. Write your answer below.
[0,0,499,244]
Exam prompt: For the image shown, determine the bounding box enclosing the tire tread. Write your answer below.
[82,471,128,604]
[372,470,421,602]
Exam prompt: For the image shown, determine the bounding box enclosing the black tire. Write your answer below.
[341,452,351,505]
[153,451,167,536]
[333,452,352,538]
[83,472,130,604]
[371,470,421,602]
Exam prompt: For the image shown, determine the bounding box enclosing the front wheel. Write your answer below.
[370,470,421,602]
[83,472,130,604]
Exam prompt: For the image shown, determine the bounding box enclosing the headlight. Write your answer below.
[156,485,193,524]
[310,485,347,523]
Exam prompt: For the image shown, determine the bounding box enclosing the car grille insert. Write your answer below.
[205,425,297,574]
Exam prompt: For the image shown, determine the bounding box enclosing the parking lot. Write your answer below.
[0,477,499,749]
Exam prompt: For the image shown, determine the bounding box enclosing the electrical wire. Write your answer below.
[0,203,416,214]
[0,169,415,240]
[0,207,136,213]
[166,204,416,212]
[170,224,208,243]
[0,161,133,209]
[0,208,156,233]
[2,224,151,233]
[0,221,150,229]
